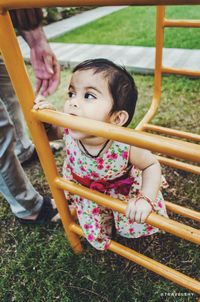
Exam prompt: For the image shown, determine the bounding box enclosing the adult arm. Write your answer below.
[10,9,60,96]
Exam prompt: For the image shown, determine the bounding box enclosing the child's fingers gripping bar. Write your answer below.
[136,191,156,212]
[125,198,137,219]
[34,94,46,103]
[33,94,56,111]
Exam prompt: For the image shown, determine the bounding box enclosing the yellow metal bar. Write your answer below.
[162,67,200,77]
[0,10,82,254]
[166,201,200,222]
[70,223,200,294]
[1,0,200,10]
[157,155,200,175]
[68,187,200,223]
[164,19,200,28]
[32,109,200,163]
[153,6,165,103]
[144,124,200,142]
[136,97,161,130]
[55,177,200,245]
[136,6,165,130]
[136,6,200,176]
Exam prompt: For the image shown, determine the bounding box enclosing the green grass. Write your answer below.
[0,67,200,301]
[52,6,200,49]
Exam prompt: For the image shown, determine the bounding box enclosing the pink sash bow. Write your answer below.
[72,171,134,196]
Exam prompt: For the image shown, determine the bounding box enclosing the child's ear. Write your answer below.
[110,110,129,126]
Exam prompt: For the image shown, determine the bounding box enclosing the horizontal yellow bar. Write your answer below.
[157,155,200,175]
[70,199,200,223]
[164,19,200,28]
[55,177,200,245]
[69,195,200,223]
[1,0,200,10]
[32,109,200,163]
[144,123,200,142]
[162,67,200,77]
[70,223,200,294]
[166,201,200,222]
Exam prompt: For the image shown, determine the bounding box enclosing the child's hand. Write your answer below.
[33,94,56,111]
[125,197,152,223]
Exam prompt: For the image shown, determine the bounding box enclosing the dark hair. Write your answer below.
[73,58,138,127]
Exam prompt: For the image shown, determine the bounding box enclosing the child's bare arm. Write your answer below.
[126,146,161,223]
[33,95,63,140]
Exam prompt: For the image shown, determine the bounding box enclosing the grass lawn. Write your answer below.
[0,67,200,302]
[52,6,200,49]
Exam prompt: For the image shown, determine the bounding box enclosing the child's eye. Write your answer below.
[68,91,75,98]
[85,93,96,99]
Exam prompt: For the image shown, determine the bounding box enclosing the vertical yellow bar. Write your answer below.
[136,6,165,130]
[0,10,82,253]
[153,6,165,100]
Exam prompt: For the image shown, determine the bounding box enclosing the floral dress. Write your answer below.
[63,129,168,250]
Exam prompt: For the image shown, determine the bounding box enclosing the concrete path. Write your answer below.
[43,6,128,39]
[47,43,200,73]
[18,6,200,74]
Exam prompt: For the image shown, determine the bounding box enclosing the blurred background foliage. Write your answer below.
[42,7,95,23]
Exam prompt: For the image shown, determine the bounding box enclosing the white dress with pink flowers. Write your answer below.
[63,130,168,250]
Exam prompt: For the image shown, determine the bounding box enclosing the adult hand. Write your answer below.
[22,26,60,96]
[30,41,60,96]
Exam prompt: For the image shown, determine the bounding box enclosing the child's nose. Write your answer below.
[69,97,79,108]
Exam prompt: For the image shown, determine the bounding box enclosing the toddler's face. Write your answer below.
[64,69,114,140]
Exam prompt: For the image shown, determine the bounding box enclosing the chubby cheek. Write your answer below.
[85,106,112,122]
[94,111,111,123]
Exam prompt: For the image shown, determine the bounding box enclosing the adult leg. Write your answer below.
[0,57,34,163]
[0,96,43,218]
